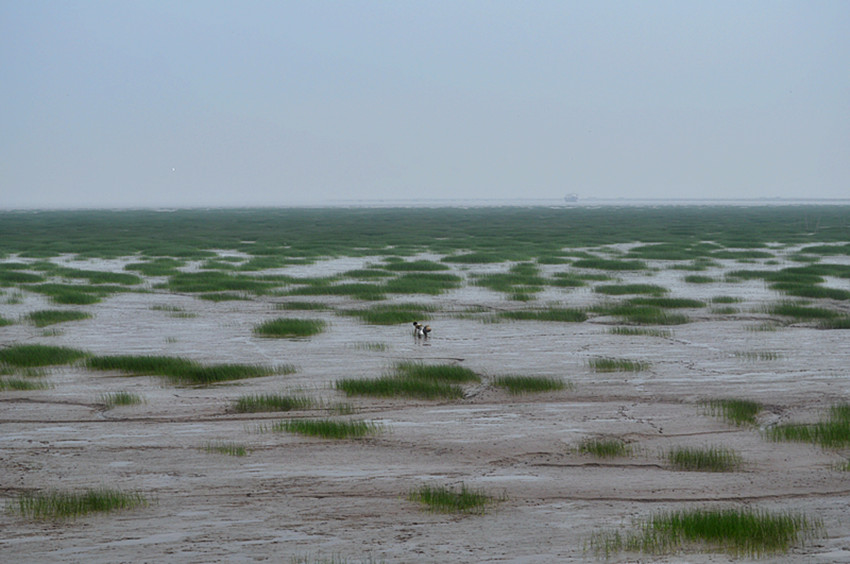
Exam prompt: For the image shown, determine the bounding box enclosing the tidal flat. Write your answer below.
[1,206,850,562]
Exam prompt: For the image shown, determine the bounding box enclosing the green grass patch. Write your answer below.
[498,307,587,323]
[627,297,705,308]
[336,362,479,400]
[287,281,386,301]
[341,303,436,325]
[819,316,850,329]
[589,506,822,558]
[25,309,92,327]
[233,393,314,413]
[683,275,715,283]
[201,441,248,456]
[161,271,281,294]
[572,258,648,271]
[383,272,462,295]
[86,355,284,385]
[666,445,743,472]
[254,318,328,338]
[125,258,185,276]
[710,296,742,304]
[0,344,88,367]
[0,377,51,391]
[381,259,450,272]
[595,284,668,296]
[276,301,331,311]
[701,398,762,426]
[12,488,149,520]
[734,351,782,361]
[577,437,632,457]
[492,375,568,394]
[609,327,672,337]
[767,302,839,320]
[588,357,649,372]
[270,418,382,439]
[408,483,502,515]
[99,391,144,408]
[765,403,850,448]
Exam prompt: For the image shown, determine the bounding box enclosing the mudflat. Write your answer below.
[2,207,850,563]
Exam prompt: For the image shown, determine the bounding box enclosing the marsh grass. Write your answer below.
[589,506,822,558]
[498,307,587,322]
[351,342,389,352]
[701,398,762,426]
[336,361,479,400]
[0,377,50,391]
[287,281,386,301]
[577,437,632,457]
[233,393,314,413]
[99,391,144,408]
[819,317,850,329]
[25,309,92,327]
[627,297,705,309]
[492,375,568,394]
[0,344,88,367]
[711,296,742,304]
[29,283,112,305]
[666,446,743,472]
[12,488,149,520]
[766,403,850,448]
[734,351,782,361]
[271,418,382,439]
[86,355,284,385]
[594,284,668,296]
[254,318,328,338]
[161,271,280,294]
[609,327,672,338]
[341,303,436,325]
[408,483,503,515]
[767,302,839,320]
[381,259,449,272]
[277,301,331,310]
[383,272,462,295]
[572,258,648,271]
[202,441,248,456]
[601,304,690,325]
[588,357,649,373]
[683,275,716,284]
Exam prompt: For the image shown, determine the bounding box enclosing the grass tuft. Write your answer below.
[270,418,382,439]
[25,310,92,327]
[666,445,743,472]
[588,357,649,372]
[492,375,568,394]
[701,398,762,426]
[86,355,285,385]
[766,403,850,448]
[233,393,314,413]
[336,362,479,400]
[99,391,144,408]
[577,437,632,457]
[254,318,328,338]
[12,488,149,520]
[408,483,502,515]
[202,441,248,456]
[0,344,88,367]
[589,506,823,558]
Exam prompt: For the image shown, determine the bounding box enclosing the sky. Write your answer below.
[1,1,848,208]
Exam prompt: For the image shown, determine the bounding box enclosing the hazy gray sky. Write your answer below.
[2,1,848,208]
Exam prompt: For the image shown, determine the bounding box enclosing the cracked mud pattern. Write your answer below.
[2,251,850,563]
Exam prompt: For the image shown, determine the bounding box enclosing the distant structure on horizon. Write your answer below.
[564,193,579,202]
